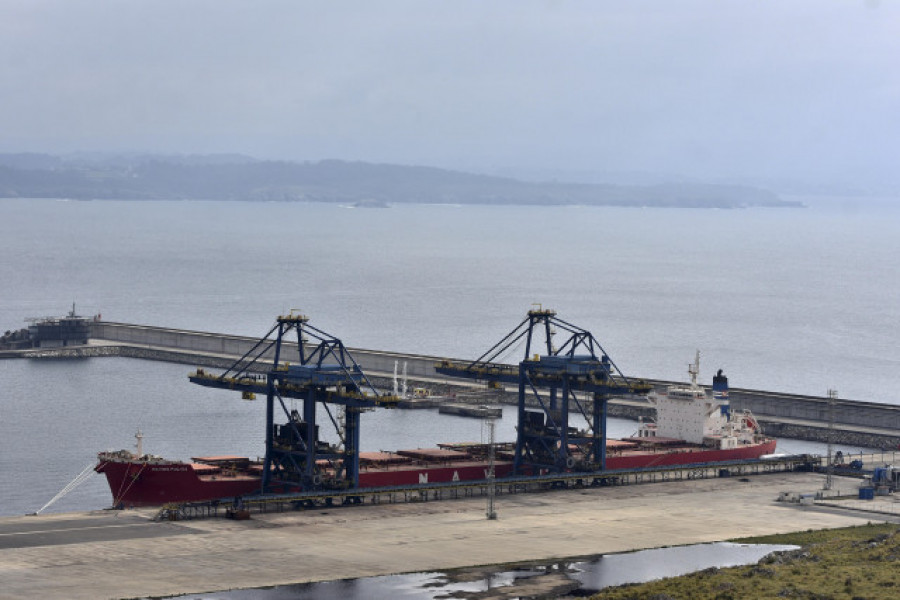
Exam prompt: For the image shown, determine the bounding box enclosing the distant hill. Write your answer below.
[0,153,800,208]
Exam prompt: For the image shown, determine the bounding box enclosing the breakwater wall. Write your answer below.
[9,321,900,449]
[600,400,898,450]
[90,321,440,377]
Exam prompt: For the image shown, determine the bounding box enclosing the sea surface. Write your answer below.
[1,196,898,516]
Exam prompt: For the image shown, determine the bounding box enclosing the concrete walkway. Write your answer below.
[0,472,886,600]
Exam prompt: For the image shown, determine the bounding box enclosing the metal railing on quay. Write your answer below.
[152,454,816,521]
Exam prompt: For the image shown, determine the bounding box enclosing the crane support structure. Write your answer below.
[188,312,397,495]
[436,308,650,475]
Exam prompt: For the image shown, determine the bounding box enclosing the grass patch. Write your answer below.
[591,523,900,600]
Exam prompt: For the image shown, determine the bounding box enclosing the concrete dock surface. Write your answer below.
[0,472,890,600]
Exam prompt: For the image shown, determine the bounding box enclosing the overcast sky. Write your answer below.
[1,1,897,188]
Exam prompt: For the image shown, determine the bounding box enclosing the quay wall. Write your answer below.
[11,321,900,447]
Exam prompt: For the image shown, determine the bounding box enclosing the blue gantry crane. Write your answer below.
[435,308,650,475]
[188,312,397,495]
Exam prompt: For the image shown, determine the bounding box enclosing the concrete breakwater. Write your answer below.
[601,399,898,450]
[6,321,900,449]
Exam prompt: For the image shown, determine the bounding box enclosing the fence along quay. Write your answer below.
[155,453,816,521]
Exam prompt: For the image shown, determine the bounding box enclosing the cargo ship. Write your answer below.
[95,354,775,507]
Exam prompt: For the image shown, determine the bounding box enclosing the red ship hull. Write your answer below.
[95,460,261,507]
[95,438,777,508]
[605,438,777,470]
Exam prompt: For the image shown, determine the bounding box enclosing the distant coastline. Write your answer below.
[0,152,801,209]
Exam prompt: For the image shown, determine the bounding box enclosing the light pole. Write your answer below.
[486,417,497,520]
[824,389,837,491]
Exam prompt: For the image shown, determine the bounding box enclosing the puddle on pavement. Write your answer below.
[162,542,798,599]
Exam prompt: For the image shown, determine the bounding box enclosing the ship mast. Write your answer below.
[688,350,700,388]
[135,430,144,457]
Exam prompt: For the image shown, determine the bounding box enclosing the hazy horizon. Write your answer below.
[2,1,898,192]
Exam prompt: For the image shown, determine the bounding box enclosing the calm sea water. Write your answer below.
[1,196,898,515]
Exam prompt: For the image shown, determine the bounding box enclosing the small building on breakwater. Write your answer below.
[1,304,98,350]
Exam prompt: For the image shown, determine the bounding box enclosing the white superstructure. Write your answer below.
[638,351,761,450]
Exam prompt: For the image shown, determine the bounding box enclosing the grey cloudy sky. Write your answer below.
[1,1,897,187]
